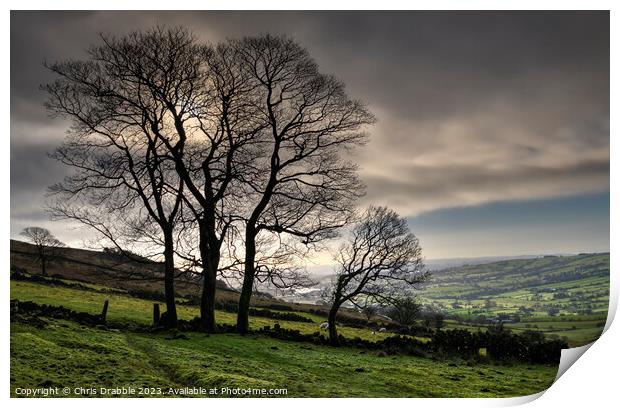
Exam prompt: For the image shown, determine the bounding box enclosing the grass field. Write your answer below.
[10,319,557,398]
[10,280,559,397]
[10,280,402,343]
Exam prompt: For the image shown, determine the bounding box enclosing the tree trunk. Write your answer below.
[328,303,340,346]
[236,267,254,334]
[237,162,278,335]
[153,304,160,326]
[40,256,47,277]
[198,221,218,333]
[162,229,178,328]
[236,228,256,334]
[200,261,217,332]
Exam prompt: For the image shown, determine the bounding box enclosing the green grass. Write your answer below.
[11,319,557,397]
[10,279,560,397]
[10,280,404,343]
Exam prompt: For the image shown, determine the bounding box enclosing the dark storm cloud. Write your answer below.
[363,158,609,214]
[10,11,609,243]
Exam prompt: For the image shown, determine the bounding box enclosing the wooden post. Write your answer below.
[101,299,109,322]
[153,303,161,326]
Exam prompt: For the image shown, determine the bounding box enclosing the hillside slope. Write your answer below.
[421,253,609,319]
[9,240,347,317]
[10,239,203,297]
[10,277,559,397]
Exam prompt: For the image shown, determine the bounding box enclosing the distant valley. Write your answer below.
[284,253,610,320]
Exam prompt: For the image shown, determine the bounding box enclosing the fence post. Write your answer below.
[101,299,109,322]
[153,303,160,326]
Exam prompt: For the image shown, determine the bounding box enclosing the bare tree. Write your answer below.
[42,30,377,336]
[231,35,375,334]
[42,27,202,328]
[144,39,264,332]
[19,227,65,276]
[326,206,429,345]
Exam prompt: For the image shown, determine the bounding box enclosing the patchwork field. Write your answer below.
[419,253,609,346]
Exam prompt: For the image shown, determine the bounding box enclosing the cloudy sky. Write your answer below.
[10,11,609,259]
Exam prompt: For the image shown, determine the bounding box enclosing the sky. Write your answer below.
[10,11,610,260]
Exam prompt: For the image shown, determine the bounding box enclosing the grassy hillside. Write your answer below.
[11,319,557,397]
[10,280,397,343]
[10,240,361,321]
[10,239,202,296]
[11,279,558,397]
[11,239,609,347]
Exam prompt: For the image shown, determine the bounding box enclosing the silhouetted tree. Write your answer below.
[326,206,429,345]
[231,35,374,334]
[43,29,375,334]
[43,28,202,328]
[19,227,65,276]
[146,37,281,332]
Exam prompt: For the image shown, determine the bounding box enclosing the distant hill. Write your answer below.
[425,255,547,271]
[10,239,220,298]
[279,253,610,320]
[420,253,609,319]
[11,239,374,321]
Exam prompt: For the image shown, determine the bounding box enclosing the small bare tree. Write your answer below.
[19,227,65,276]
[326,206,429,345]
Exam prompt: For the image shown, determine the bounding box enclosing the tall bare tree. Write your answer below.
[231,35,375,334]
[147,40,265,332]
[326,206,428,345]
[19,227,65,276]
[42,27,203,327]
[43,29,376,335]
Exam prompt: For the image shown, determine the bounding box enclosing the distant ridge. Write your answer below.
[424,252,609,271]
